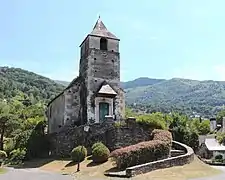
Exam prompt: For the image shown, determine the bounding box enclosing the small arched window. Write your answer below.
[100,38,107,50]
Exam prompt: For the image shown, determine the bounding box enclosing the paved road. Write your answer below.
[0,167,73,180]
[190,166,225,180]
[1,165,225,180]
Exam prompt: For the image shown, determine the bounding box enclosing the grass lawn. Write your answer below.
[25,156,222,180]
[0,168,7,174]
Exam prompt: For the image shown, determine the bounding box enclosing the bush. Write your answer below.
[91,142,103,151]
[3,138,15,155]
[0,151,7,161]
[136,114,166,129]
[71,146,87,162]
[9,148,26,165]
[216,132,225,145]
[152,129,172,144]
[111,129,172,169]
[215,154,223,160]
[92,142,110,163]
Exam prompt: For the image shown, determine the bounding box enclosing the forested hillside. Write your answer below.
[1,67,225,117]
[0,67,64,104]
[124,78,225,116]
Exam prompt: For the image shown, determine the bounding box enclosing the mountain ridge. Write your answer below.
[1,66,225,116]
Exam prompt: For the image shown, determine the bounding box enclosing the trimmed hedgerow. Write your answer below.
[111,129,172,169]
[152,129,172,145]
[92,142,110,163]
[71,146,87,162]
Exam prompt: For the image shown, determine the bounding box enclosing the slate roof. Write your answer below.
[205,138,225,151]
[89,17,119,40]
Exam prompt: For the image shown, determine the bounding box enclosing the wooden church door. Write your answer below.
[99,102,109,122]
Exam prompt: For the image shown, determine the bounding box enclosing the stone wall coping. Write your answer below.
[126,141,194,177]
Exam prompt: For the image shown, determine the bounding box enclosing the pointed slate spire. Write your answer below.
[90,17,119,40]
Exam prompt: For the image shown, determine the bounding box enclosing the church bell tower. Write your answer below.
[79,17,124,123]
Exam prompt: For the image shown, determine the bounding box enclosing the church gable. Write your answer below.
[98,84,117,95]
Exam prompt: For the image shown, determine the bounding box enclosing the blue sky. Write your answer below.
[1,0,225,82]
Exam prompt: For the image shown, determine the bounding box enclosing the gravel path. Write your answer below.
[0,167,73,180]
[1,165,225,180]
[190,166,225,180]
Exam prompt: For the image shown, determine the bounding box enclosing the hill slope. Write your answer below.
[124,77,225,116]
[1,67,225,116]
[0,67,64,104]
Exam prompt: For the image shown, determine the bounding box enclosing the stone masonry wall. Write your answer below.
[126,141,194,177]
[48,120,152,157]
[48,93,65,134]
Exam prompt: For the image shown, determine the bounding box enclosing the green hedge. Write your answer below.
[111,129,172,169]
[92,142,110,163]
[71,146,87,162]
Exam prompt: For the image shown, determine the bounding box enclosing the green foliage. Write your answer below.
[92,142,110,163]
[216,109,225,124]
[215,154,223,160]
[125,108,136,118]
[71,146,87,162]
[0,151,7,160]
[169,113,200,151]
[114,121,126,128]
[3,138,15,155]
[216,132,225,145]
[13,121,49,160]
[124,78,225,116]
[14,130,32,150]
[111,130,172,169]
[0,71,50,163]
[9,148,26,165]
[0,66,64,104]
[91,142,103,151]
[196,119,210,135]
[136,112,168,129]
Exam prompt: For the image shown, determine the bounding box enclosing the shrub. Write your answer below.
[114,121,126,128]
[9,148,26,165]
[0,151,7,161]
[215,154,223,160]
[92,142,110,163]
[216,132,225,145]
[91,142,103,151]
[111,129,172,169]
[136,114,166,129]
[152,129,172,145]
[71,146,87,162]
[3,138,15,155]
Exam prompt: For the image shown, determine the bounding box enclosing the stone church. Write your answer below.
[46,17,125,134]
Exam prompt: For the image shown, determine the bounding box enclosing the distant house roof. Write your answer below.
[205,138,225,151]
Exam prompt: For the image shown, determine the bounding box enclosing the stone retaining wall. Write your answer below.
[48,119,152,157]
[126,141,194,177]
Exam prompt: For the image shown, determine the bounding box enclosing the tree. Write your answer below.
[0,101,17,150]
[216,109,225,124]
